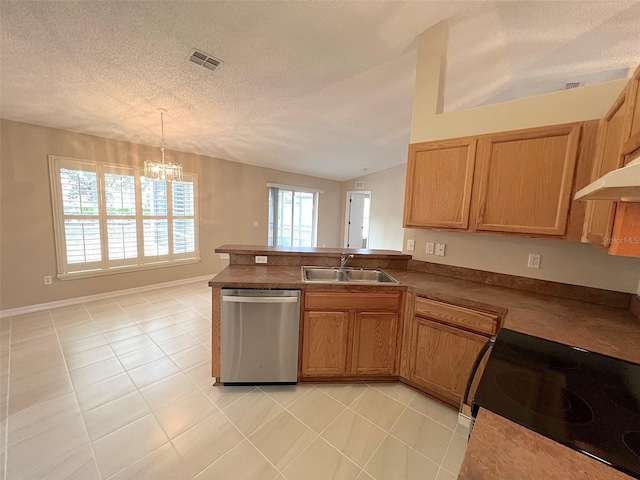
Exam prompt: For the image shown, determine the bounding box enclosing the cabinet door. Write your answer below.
[585,93,628,247]
[351,312,398,375]
[474,124,581,235]
[409,317,487,406]
[404,139,477,229]
[627,65,640,141]
[608,146,640,258]
[301,311,350,376]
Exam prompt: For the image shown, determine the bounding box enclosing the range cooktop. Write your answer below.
[472,329,640,479]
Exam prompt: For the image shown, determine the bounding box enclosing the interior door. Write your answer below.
[346,192,369,248]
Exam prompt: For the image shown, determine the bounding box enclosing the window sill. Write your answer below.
[57,257,201,281]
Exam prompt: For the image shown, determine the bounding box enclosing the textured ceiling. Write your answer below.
[1,1,639,181]
[445,1,640,111]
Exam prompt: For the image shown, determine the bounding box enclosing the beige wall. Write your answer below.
[0,120,342,310]
[402,22,640,293]
[406,230,640,292]
[341,164,406,251]
[410,22,630,143]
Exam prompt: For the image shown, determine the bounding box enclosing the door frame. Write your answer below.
[343,190,372,248]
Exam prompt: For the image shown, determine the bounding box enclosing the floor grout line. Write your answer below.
[85,300,202,480]
[3,283,214,480]
[361,402,409,477]
[4,280,467,480]
[51,306,104,480]
[205,390,286,479]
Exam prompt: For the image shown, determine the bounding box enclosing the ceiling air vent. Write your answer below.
[564,82,585,90]
[188,49,221,71]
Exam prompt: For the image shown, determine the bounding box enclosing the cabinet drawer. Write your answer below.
[414,297,497,336]
[305,292,401,311]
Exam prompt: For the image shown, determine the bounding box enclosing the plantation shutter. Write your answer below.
[172,180,196,255]
[56,161,103,272]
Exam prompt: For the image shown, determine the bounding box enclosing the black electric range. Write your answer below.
[472,329,640,479]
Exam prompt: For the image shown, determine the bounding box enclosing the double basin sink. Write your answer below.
[302,266,399,284]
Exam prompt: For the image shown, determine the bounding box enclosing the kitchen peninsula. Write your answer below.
[210,245,640,366]
[209,244,640,480]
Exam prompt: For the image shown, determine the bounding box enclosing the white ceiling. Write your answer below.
[1,1,639,181]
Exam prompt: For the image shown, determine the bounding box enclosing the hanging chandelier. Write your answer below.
[144,108,183,182]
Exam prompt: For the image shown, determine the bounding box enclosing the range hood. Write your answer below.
[574,157,640,202]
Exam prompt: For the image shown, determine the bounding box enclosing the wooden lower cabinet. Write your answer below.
[408,317,487,406]
[301,311,350,376]
[400,296,499,407]
[300,291,402,379]
[300,291,499,408]
[351,312,398,375]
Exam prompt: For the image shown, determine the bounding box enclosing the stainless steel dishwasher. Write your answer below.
[220,289,301,385]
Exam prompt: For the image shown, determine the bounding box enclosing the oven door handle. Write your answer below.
[222,296,298,304]
[461,338,495,412]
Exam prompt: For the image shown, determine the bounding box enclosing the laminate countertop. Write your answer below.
[459,410,635,480]
[209,264,640,479]
[209,265,640,364]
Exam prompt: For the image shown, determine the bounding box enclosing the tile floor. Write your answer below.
[0,280,468,480]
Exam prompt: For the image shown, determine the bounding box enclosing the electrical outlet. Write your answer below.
[252,221,259,227]
[435,243,446,256]
[426,242,435,255]
[406,239,415,251]
[255,256,268,264]
[43,276,52,285]
[527,254,541,268]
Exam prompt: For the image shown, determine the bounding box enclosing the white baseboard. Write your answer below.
[458,413,471,428]
[0,274,216,319]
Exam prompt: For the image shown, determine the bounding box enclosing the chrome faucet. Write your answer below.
[340,253,354,269]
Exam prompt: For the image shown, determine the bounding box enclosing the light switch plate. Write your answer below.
[406,239,415,251]
[255,256,268,264]
[252,221,259,227]
[426,242,435,255]
[435,243,446,256]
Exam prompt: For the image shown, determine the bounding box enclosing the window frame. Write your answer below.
[49,155,200,280]
[267,183,321,247]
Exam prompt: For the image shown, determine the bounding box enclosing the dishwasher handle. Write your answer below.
[222,295,299,304]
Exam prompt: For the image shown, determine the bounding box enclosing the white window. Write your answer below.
[267,184,321,247]
[49,156,199,279]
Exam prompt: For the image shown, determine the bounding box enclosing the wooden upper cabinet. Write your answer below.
[473,124,581,236]
[609,146,640,257]
[626,64,640,143]
[404,139,477,229]
[351,312,398,375]
[301,311,350,376]
[585,92,629,247]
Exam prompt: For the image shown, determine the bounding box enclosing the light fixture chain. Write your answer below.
[160,111,165,164]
